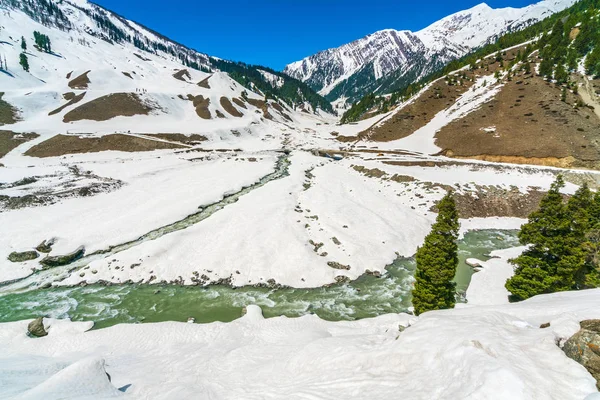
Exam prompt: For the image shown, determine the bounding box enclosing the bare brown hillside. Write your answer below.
[0,131,39,158]
[436,73,600,169]
[25,134,182,157]
[68,71,91,90]
[63,93,153,122]
[49,92,87,116]
[0,93,19,126]
[357,46,527,143]
[220,97,243,117]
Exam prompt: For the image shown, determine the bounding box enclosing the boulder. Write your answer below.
[41,246,85,267]
[327,261,351,270]
[563,319,600,389]
[28,317,48,337]
[8,250,39,263]
[36,239,55,253]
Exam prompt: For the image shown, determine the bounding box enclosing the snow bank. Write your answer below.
[19,357,123,399]
[466,246,527,306]
[1,292,599,399]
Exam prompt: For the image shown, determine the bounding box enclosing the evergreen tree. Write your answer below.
[555,63,568,84]
[566,50,578,71]
[21,36,26,51]
[586,46,600,78]
[33,31,51,53]
[539,58,554,78]
[506,176,568,300]
[412,192,460,315]
[19,52,29,72]
[562,183,594,289]
[506,178,597,301]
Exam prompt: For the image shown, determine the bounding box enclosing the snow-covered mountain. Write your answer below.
[284,0,577,106]
[0,0,332,130]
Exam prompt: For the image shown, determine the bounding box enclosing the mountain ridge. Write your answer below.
[284,0,577,106]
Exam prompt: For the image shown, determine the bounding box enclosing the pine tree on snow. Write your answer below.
[412,192,460,316]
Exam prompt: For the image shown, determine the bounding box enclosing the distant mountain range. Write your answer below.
[284,0,577,107]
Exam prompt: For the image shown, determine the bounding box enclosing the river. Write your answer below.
[0,230,519,329]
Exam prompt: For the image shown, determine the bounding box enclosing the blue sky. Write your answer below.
[93,0,538,70]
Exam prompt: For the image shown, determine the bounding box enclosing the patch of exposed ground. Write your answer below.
[68,71,91,90]
[220,97,243,117]
[141,133,207,145]
[436,73,600,169]
[122,71,133,79]
[197,76,211,89]
[134,53,150,62]
[232,98,246,109]
[63,93,153,122]
[189,95,211,119]
[352,161,553,218]
[279,112,293,122]
[246,98,273,120]
[24,134,183,158]
[359,78,474,142]
[48,92,86,116]
[353,164,418,183]
[173,69,191,82]
[336,135,359,143]
[0,131,39,158]
[451,187,548,219]
[215,110,225,118]
[270,102,293,121]
[383,159,600,189]
[0,93,19,126]
[0,165,123,211]
[246,98,265,109]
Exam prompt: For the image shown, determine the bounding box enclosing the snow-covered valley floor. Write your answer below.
[2,123,600,398]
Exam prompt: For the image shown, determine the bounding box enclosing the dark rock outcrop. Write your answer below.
[36,239,55,253]
[563,319,600,389]
[41,246,85,267]
[28,317,48,337]
[8,250,39,263]
[327,261,351,270]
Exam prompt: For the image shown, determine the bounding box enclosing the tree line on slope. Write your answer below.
[17,32,52,73]
[537,9,600,80]
[341,0,600,124]
[211,58,334,114]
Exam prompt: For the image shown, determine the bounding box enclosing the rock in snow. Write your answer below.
[564,320,600,390]
[27,317,48,338]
